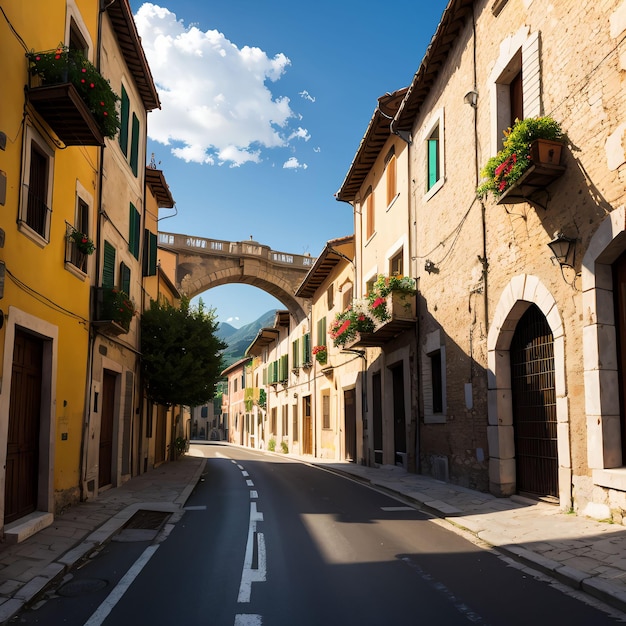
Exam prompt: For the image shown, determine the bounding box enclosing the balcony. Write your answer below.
[26,48,120,147]
[93,287,135,336]
[343,292,416,348]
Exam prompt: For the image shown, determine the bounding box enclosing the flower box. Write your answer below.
[93,286,135,335]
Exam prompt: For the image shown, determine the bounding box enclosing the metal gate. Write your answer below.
[510,304,558,498]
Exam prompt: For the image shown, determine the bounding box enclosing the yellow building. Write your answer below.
[0,0,104,538]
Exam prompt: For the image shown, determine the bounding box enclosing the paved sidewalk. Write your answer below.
[1,447,626,622]
[0,456,206,624]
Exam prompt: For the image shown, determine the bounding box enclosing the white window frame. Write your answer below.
[422,329,447,424]
[65,0,94,59]
[19,124,55,246]
[422,108,445,200]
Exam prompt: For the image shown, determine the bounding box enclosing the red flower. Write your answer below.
[372,297,385,309]
[90,83,95,88]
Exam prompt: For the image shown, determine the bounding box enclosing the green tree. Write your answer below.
[141,297,226,407]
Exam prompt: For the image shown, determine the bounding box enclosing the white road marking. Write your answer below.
[246,479,254,487]
[242,470,249,477]
[381,506,415,511]
[235,615,262,625]
[237,464,245,470]
[83,545,159,626]
[250,490,258,499]
[238,502,266,603]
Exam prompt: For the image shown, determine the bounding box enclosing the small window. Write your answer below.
[365,188,374,240]
[365,277,376,297]
[430,350,443,414]
[302,333,311,364]
[327,284,334,310]
[427,125,440,191]
[67,196,90,272]
[322,392,331,429]
[69,18,88,55]
[390,250,403,277]
[509,68,523,125]
[119,261,131,295]
[342,283,353,311]
[292,404,299,442]
[316,317,327,347]
[292,338,301,368]
[423,109,445,198]
[423,329,447,423]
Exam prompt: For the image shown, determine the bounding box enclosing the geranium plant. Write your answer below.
[368,275,417,322]
[102,287,136,331]
[476,116,565,199]
[68,228,95,255]
[312,345,327,365]
[26,45,120,139]
[329,300,375,348]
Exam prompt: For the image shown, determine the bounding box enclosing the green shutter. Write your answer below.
[317,317,327,347]
[120,262,131,295]
[292,339,300,368]
[130,113,140,176]
[428,138,439,190]
[102,240,115,288]
[143,229,158,276]
[129,203,141,259]
[302,333,311,363]
[119,85,129,156]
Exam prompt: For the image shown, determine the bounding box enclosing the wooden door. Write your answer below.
[510,304,558,498]
[302,396,312,455]
[344,388,356,462]
[5,330,42,523]
[99,371,116,488]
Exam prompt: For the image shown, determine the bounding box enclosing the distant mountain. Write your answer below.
[219,309,278,369]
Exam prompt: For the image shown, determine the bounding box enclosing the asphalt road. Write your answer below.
[13,443,625,625]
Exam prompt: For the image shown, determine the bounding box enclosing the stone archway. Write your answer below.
[486,274,571,509]
[158,232,313,323]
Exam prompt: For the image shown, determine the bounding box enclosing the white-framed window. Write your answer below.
[422,329,446,423]
[66,0,93,59]
[65,180,94,275]
[489,28,541,153]
[423,108,445,199]
[19,125,54,245]
[322,391,331,429]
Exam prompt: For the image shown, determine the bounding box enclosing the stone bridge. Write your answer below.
[158,232,314,323]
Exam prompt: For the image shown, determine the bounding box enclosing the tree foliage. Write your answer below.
[141,297,226,407]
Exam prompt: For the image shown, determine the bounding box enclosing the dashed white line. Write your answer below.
[246,479,254,487]
[238,502,266,603]
[250,490,258,499]
[242,470,249,477]
[235,615,262,625]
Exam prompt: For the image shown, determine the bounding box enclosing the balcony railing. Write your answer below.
[93,287,135,335]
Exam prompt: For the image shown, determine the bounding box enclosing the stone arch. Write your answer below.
[486,274,571,508]
[582,205,626,492]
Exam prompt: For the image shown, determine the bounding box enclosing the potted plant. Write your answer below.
[26,45,120,139]
[102,287,136,331]
[68,228,95,255]
[329,300,375,348]
[476,116,566,199]
[312,345,328,365]
[367,275,417,322]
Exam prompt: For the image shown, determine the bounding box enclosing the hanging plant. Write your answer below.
[68,228,95,255]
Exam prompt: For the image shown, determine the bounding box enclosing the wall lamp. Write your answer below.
[425,259,438,274]
[548,232,576,268]
[464,90,478,108]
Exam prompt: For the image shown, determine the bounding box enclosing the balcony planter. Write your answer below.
[312,345,328,365]
[26,46,120,146]
[373,291,416,330]
[477,117,566,207]
[93,287,135,335]
[329,300,375,349]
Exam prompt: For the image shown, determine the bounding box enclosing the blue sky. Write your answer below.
[130,0,449,327]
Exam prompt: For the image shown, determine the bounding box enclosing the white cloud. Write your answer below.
[283,157,307,170]
[135,3,309,166]
[299,90,316,103]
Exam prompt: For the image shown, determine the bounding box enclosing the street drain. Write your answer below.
[57,578,108,597]
[123,509,170,530]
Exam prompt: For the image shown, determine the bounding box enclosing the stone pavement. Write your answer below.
[1,447,626,623]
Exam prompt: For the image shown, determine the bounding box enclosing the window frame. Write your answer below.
[385,146,397,207]
[423,108,445,200]
[364,187,375,241]
[423,329,447,424]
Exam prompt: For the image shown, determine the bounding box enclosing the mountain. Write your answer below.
[218,309,278,369]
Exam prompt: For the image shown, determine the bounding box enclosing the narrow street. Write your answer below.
[13,443,624,626]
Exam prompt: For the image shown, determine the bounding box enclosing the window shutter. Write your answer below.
[302,333,311,363]
[129,203,141,259]
[130,113,140,177]
[317,317,327,347]
[119,85,129,156]
[102,240,116,288]
[120,262,131,295]
[292,339,300,368]
[143,229,158,276]
[428,137,439,189]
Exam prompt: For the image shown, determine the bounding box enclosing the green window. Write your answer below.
[119,85,129,156]
[427,125,440,190]
[129,203,141,259]
[143,229,158,276]
[302,332,311,363]
[120,261,131,295]
[292,339,301,368]
[279,355,288,382]
[130,113,140,177]
[102,240,116,288]
[316,317,327,347]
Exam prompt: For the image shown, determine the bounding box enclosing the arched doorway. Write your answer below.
[510,304,558,499]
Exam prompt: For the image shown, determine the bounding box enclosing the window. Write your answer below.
[20,127,54,242]
[490,32,540,152]
[292,338,301,368]
[423,109,445,198]
[271,407,277,435]
[143,229,158,276]
[342,283,353,311]
[365,277,376,296]
[129,203,141,259]
[130,113,140,176]
[316,317,327,347]
[302,332,311,364]
[282,405,288,436]
[322,392,331,429]
[279,355,289,382]
[292,404,299,442]
[119,86,130,156]
[365,188,374,240]
[423,329,446,423]
[102,241,116,288]
[385,147,397,206]
[119,262,131,295]
[66,185,91,273]
[327,284,334,310]
[118,85,141,178]
[390,250,403,277]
